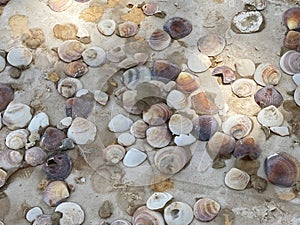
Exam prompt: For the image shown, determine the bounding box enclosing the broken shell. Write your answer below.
[44,180,70,207]
[154,146,188,174]
[174,133,196,146]
[28,112,50,133]
[123,148,147,167]
[193,115,219,141]
[103,144,126,164]
[55,202,85,225]
[212,66,236,84]
[42,153,72,180]
[121,66,152,89]
[64,61,88,78]
[25,147,47,166]
[48,0,72,12]
[234,58,256,77]
[163,17,192,39]
[58,40,85,63]
[166,90,187,110]
[194,198,221,222]
[0,149,23,170]
[143,103,172,126]
[264,152,300,187]
[254,63,281,86]
[0,168,7,188]
[111,220,131,225]
[146,126,172,148]
[26,207,43,223]
[231,78,257,97]
[117,133,135,147]
[224,167,250,190]
[109,114,133,133]
[191,92,219,115]
[53,23,78,41]
[197,34,226,57]
[82,47,106,67]
[168,114,193,135]
[233,136,261,159]
[122,90,142,115]
[164,201,194,225]
[148,29,171,51]
[294,85,300,106]
[130,119,148,139]
[67,117,97,145]
[187,52,211,73]
[152,60,181,83]
[107,46,126,63]
[66,96,93,119]
[257,105,284,127]
[40,127,66,151]
[231,11,264,34]
[5,129,29,150]
[7,46,32,68]
[146,192,173,210]
[3,102,32,130]
[176,72,199,93]
[0,83,14,112]
[142,2,158,15]
[254,85,283,108]
[270,126,289,136]
[284,30,300,50]
[283,7,300,30]
[222,114,252,139]
[97,19,116,36]
[132,206,164,225]
[279,50,300,75]
[33,214,52,225]
[58,78,83,98]
[116,21,139,38]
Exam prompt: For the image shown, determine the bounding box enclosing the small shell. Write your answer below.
[130,119,149,139]
[28,112,50,133]
[109,114,133,133]
[0,83,14,112]
[121,66,152,89]
[231,78,257,97]
[279,50,300,75]
[123,148,147,167]
[193,115,219,141]
[116,21,139,38]
[55,202,85,225]
[40,127,66,151]
[94,90,109,105]
[58,78,83,98]
[0,149,23,170]
[233,136,261,159]
[166,90,188,110]
[146,192,173,210]
[191,92,219,115]
[283,7,300,30]
[26,207,43,223]
[234,58,256,77]
[122,90,142,115]
[270,126,290,136]
[224,167,250,190]
[174,133,196,146]
[257,105,284,127]
[294,85,300,107]
[164,202,194,225]
[142,2,158,15]
[65,96,94,119]
[197,34,226,56]
[97,19,116,36]
[5,129,29,150]
[0,55,6,73]
[57,117,72,130]
[107,46,126,63]
[168,114,193,135]
[7,47,32,68]
[254,85,283,108]
[3,102,32,130]
[143,103,172,126]
[194,198,221,222]
[176,72,199,93]
[111,219,132,225]
[154,146,188,174]
[48,0,72,12]
[33,215,52,225]
[146,126,172,148]
[82,47,106,67]
[132,206,164,225]
[58,40,85,63]
[43,180,70,207]
[64,61,88,78]
[76,28,90,44]
[152,60,181,83]
[222,114,252,139]
[117,133,135,147]
[212,66,236,84]
[163,17,192,39]
[231,11,264,34]
[254,63,281,86]
[25,147,47,166]
[264,152,300,187]
[284,30,300,50]
[42,153,72,180]
[103,144,126,164]
[148,29,171,51]
[292,73,300,85]
[187,52,211,73]
[0,168,7,188]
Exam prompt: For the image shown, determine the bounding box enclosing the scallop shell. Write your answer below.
[231,78,257,97]
[82,47,106,67]
[163,17,192,39]
[25,147,47,166]
[194,198,221,222]
[176,72,199,93]
[0,83,14,112]
[142,2,158,15]
[64,61,88,78]
[146,192,173,210]
[212,66,236,84]
[231,11,264,34]
[164,201,193,225]
[152,60,181,83]
[97,19,116,36]
[284,30,300,50]
[279,50,300,75]
[132,206,164,225]
[121,66,152,89]
[234,58,256,77]
[254,63,281,86]
[148,29,171,51]
[33,215,52,225]
[28,112,50,133]
[107,46,126,63]
[0,168,7,188]
[143,103,172,126]
[187,52,211,73]
[0,149,23,170]
[168,114,193,135]
[254,85,283,108]
[48,0,72,12]
[3,102,32,130]
[123,148,147,167]
[154,146,188,174]
[5,129,28,150]
[25,207,43,223]
[42,153,72,180]
[55,202,85,225]
[222,114,252,139]
[197,34,226,56]
[130,119,148,139]
[109,114,133,133]
[40,127,66,151]
[43,180,70,207]
[103,144,126,164]
[233,136,261,159]
[191,92,219,115]
[58,40,85,63]
[116,21,139,38]
[7,47,32,68]
[193,115,219,141]
[257,105,284,127]
[294,85,300,106]
[264,152,300,187]
[283,7,300,30]
[66,96,94,119]
[174,133,196,146]
[146,126,172,148]
[111,219,132,225]
[166,90,188,110]
[224,167,250,190]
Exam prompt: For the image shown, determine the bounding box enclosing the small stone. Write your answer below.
[117,133,135,146]
[57,117,73,130]
[99,200,113,219]
[108,114,133,132]
[94,90,109,105]
[26,206,43,223]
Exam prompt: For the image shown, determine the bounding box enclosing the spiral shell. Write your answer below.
[97,19,116,36]
[176,72,199,93]
[143,103,172,126]
[164,201,194,225]
[212,66,236,84]
[25,147,47,166]
[146,126,172,148]
[0,83,14,112]
[254,63,281,86]
[116,21,139,38]
[132,206,164,225]
[197,34,226,57]
[40,127,66,151]
[7,47,32,69]
[148,29,171,51]
[82,47,106,67]
[254,85,283,108]
[55,202,85,225]
[146,192,173,210]
[0,149,23,170]
[257,105,283,127]
[103,144,126,164]
[166,90,187,110]
[191,92,219,115]
[231,78,257,97]
[3,102,32,130]
[222,114,252,139]
[279,50,300,75]
[168,114,193,135]
[224,167,250,190]
[42,153,72,180]
[64,61,88,78]
[43,180,70,207]
[234,58,256,77]
[58,40,85,63]
[193,115,219,141]
[283,7,300,30]
[284,30,300,50]
[233,136,261,159]
[48,0,72,12]
[5,129,28,150]
[130,119,149,139]
[163,17,192,39]
[152,60,181,83]
[194,198,221,222]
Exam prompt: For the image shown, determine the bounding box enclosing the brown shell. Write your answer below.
[283,7,300,30]
[43,180,70,207]
[163,17,192,39]
[254,85,283,108]
[193,115,219,141]
[254,63,281,86]
[64,61,88,78]
[0,83,14,112]
[191,92,219,115]
[116,21,139,38]
[176,72,199,93]
[284,30,300,50]
[233,136,261,159]
[197,34,226,57]
[152,60,181,83]
[148,29,171,51]
[42,153,72,180]
[58,40,85,63]
[143,103,172,126]
[40,127,66,151]
[212,66,236,84]
[194,198,221,222]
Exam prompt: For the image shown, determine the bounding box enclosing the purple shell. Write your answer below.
[193,115,219,141]
[40,127,66,151]
[163,17,192,39]
[0,83,14,112]
[151,60,181,83]
[254,85,283,108]
[65,96,94,119]
[233,136,261,159]
[42,153,72,180]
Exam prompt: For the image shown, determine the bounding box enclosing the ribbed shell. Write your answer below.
[0,149,23,170]
[191,92,219,115]
[3,102,32,130]
[166,90,187,110]
[284,30,300,50]
[283,7,300,30]
[122,66,152,89]
[148,29,171,51]
[143,103,172,126]
[231,78,257,97]
[163,17,192,39]
[254,63,281,86]
[279,50,300,75]
[130,119,149,138]
[42,153,72,180]
[43,181,70,207]
[5,129,28,150]
[194,198,221,222]
[254,85,283,108]
[152,60,181,83]
[116,21,139,38]
[193,115,219,141]
[233,136,261,159]
[142,2,158,15]
[0,83,14,112]
[58,40,85,63]
[224,167,250,190]
[222,114,252,139]
[103,144,126,164]
[48,0,73,12]
[176,72,199,93]
[146,126,172,148]
[132,206,165,225]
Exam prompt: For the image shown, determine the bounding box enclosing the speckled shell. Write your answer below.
[0,83,14,112]
[264,152,300,187]
[233,136,261,159]
[212,66,236,84]
[55,202,85,225]
[231,11,264,34]
[168,114,193,135]
[234,58,256,77]
[154,146,188,174]
[42,153,72,180]
[294,85,300,107]
[187,52,211,73]
[254,85,283,108]
[3,102,32,130]
[121,66,152,89]
[148,29,171,51]
[166,90,188,110]
[176,72,199,93]
[143,103,172,126]
[164,201,194,225]
[25,147,47,166]
[103,144,126,164]
[224,167,250,190]
[142,2,158,15]
[5,129,28,150]
[146,126,172,148]
[111,219,132,225]
[152,60,181,83]
[116,21,139,38]
[254,63,281,86]
[279,50,300,75]
[284,30,300,50]
[58,40,85,63]
[231,78,257,97]
[7,47,32,68]
[48,0,72,12]
[194,198,221,222]
[97,19,116,36]
[257,105,283,127]
[64,61,88,78]
[82,47,106,67]
[163,17,192,39]
[33,215,52,225]
[191,92,219,115]
[43,180,70,207]
[197,34,226,57]
[66,96,94,119]
[193,115,219,141]
[283,7,300,30]
[0,149,23,170]
[130,119,149,139]
[40,127,66,151]
[146,192,173,210]
[0,168,7,188]
[132,206,164,225]
[222,114,252,139]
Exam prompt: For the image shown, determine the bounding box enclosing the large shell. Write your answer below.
[187,52,211,73]
[152,60,181,83]
[130,119,149,139]
[254,85,283,108]
[233,136,261,159]
[224,167,250,190]
[146,192,173,210]
[254,63,281,86]
[279,50,300,75]
[25,147,47,166]
[264,152,300,187]
[82,47,106,67]
[231,78,257,97]
[294,85,300,107]
[193,198,221,222]
[257,105,284,127]
[28,112,50,133]
[55,202,85,225]
[148,29,171,51]
[191,92,219,115]
[283,7,300,30]
[3,102,32,130]
[284,30,300,50]
[0,83,14,112]
[109,114,133,133]
[43,180,70,207]
[222,114,252,139]
[42,153,72,180]
[103,144,126,164]
[143,103,172,126]
[197,34,226,56]
[231,11,264,34]
[58,40,85,63]
[212,66,236,84]
[132,206,164,225]
[0,149,23,170]
[168,114,193,135]
[5,129,29,150]
[116,21,139,38]
[193,115,219,141]
[163,17,192,39]
[146,126,172,148]
[166,90,187,110]
[65,96,94,119]
[121,66,152,89]
[176,72,199,93]
[64,61,88,78]
[234,58,256,77]
[40,127,66,151]
[48,0,72,12]
[0,168,7,188]
[154,146,188,174]
[97,19,116,36]
[164,201,194,225]
[7,47,32,68]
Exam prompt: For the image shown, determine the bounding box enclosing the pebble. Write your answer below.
[108,114,133,132]
[99,200,113,219]
[26,206,43,223]
[57,117,73,130]
[28,112,50,133]
[123,148,147,167]
[117,133,136,146]
[94,90,109,105]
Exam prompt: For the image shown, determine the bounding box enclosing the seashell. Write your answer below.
[7,47,32,69]
[187,52,211,73]
[154,146,188,174]
[143,103,172,126]
[107,46,126,63]
[58,77,83,98]
[294,85,300,106]
[174,134,196,146]
[206,132,236,160]
[148,29,171,51]
[257,105,284,127]
[233,136,261,159]
[234,58,256,77]
[75,89,88,98]
[284,30,300,50]
[94,90,109,106]
[103,144,126,164]
[176,72,199,93]
[254,85,283,108]
[40,127,66,151]
[168,114,193,135]
[28,112,50,133]
[97,19,116,36]
[212,66,236,84]
[82,47,106,67]
[58,40,85,63]
[191,92,219,115]
[152,60,181,83]
[121,66,152,89]
[242,0,267,10]
[53,23,78,41]
[132,206,164,225]
[0,55,5,72]
[117,57,139,69]
[283,7,300,30]
[44,180,70,207]
[0,168,7,188]
[164,201,194,225]
[270,126,289,136]
[25,147,47,166]
[231,78,257,97]
[55,202,85,225]
[279,50,300,75]
[5,129,29,150]
[116,21,139,38]
[57,117,72,130]
[111,219,132,225]
[293,73,300,85]
[117,133,135,147]
[193,115,219,141]
[163,17,192,39]
[122,90,142,115]
[123,148,147,167]
[231,11,264,34]
[0,83,14,113]
[166,90,187,110]
[142,2,158,15]
[65,96,93,119]
[64,61,88,78]
[42,153,72,180]
[222,114,252,139]
[254,63,281,86]
[3,102,32,130]
[133,52,149,65]
[130,119,148,139]
[264,152,300,187]
[0,149,23,170]
[224,167,250,190]
[146,126,172,148]
[33,214,52,225]
[193,198,221,222]
[67,117,97,145]
[59,138,75,150]
[48,0,72,12]
[146,192,173,210]
[76,28,91,44]
[109,114,133,133]
[26,207,43,223]
[197,34,226,57]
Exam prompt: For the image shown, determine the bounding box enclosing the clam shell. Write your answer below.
[107,46,126,63]
[187,52,211,73]
[176,72,199,93]
[142,2,158,15]
[264,152,300,187]
[194,198,221,222]
[3,102,32,130]
[28,112,50,133]
[25,207,43,223]
[164,201,194,225]
[254,85,283,108]
[132,206,164,225]
[254,63,281,86]
[224,167,250,190]
[65,96,94,119]
[168,114,193,135]
[117,133,135,147]
[0,149,23,170]
[43,180,70,207]
[233,136,261,159]
[122,90,142,115]
[166,90,187,110]
[111,219,132,225]
[283,7,300,30]
[234,58,256,77]
[97,19,116,36]
[25,147,47,166]
[0,168,7,188]
[42,153,72,180]
[130,119,148,139]
[222,114,252,139]
[123,148,147,167]
[231,11,264,34]
[103,144,126,164]
[146,126,172,148]
[33,215,52,225]
[57,117,72,130]
[279,50,300,75]
[146,192,173,210]
[174,133,196,146]
[116,21,139,38]
[257,105,283,127]
[55,202,85,225]
[58,77,83,98]
[231,78,257,97]
[94,90,108,105]
[154,146,188,174]
[143,103,172,126]
[67,117,97,144]
[121,66,152,89]
[0,83,14,112]
[193,115,219,141]
[284,30,300,50]
[58,40,85,63]
[109,114,133,133]
[191,92,219,115]
[82,47,106,67]
[152,60,181,83]
[7,47,32,68]
[48,0,72,12]
[212,66,236,84]
[163,17,192,39]
[5,129,29,150]
[148,29,171,51]
[64,61,88,78]
[40,127,66,151]
[197,34,226,57]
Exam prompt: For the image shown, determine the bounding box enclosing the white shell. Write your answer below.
[168,114,193,135]
[234,58,256,77]
[82,47,106,67]
[67,117,97,144]
[270,126,289,136]
[146,192,173,210]
[123,148,147,167]
[76,28,89,39]
[224,168,250,190]
[97,19,116,36]
[187,52,211,73]
[294,86,300,107]
[232,11,264,33]
[117,133,135,146]
[55,202,85,225]
[26,207,43,223]
[293,73,300,86]
[146,126,172,148]
[231,78,257,97]
[5,129,29,150]
[166,90,187,110]
[222,114,252,139]
[257,105,284,127]
[57,78,83,98]
[57,117,72,130]
[0,149,23,170]
[94,90,109,105]
[7,47,32,68]
[3,102,32,130]
[164,202,194,225]
[0,168,7,188]
[28,112,50,133]
[174,134,196,146]
[0,55,5,72]
[253,63,281,86]
[75,89,89,97]
[108,114,133,133]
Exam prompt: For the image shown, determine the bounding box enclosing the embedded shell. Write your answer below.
[28,112,50,133]
[257,105,284,127]
[234,58,256,77]
[5,129,29,150]
[64,61,88,78]
[176,72,199,93]
[130,119,149,139]
[254,85,283,108]
[224,167,250,190]
[191,92,219,115]
[146,126,172,148]
[294,85,300,107]
[187,52,211,73]
[109,114,133,133]
[146,192,173,210]
[233,136,261,159]
[40,127,66,151]
[222,114,252,139]
[0,149,23,170]
[0,83,14,112]
[3,102,32,130]
[123,148,147,167]
[283,7,300,30]
[7,47,32,68]
[48,0,73,12]
[143,103,172,126]
[163,17,192,39]
[166,90,188,110]
[279,50,300,75]
[254,63,281,86]
[58,40,85,63]
[116,21,139,38]
[82,47,106,67]
[0,168,7,188]
[25,147,47,166]
[148,29,171,51]
[58,78,83,98]
[193,115,219,141]
[231,11,264,34]
[212,65,236,84]
[194,198,221,222]
[55,202,85,225]
[111,220,132,225]
[164,201,194,225]
[97,19,116,36]
[232,78,257,97]
[121,66,152,89]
